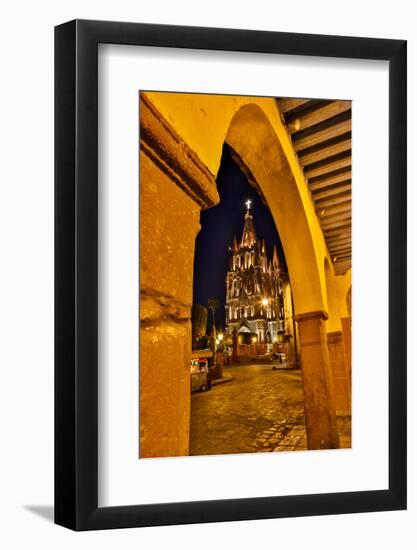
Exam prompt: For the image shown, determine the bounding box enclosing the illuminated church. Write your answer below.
[225,200,286,345]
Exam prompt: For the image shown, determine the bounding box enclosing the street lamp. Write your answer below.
[217,333,224,351]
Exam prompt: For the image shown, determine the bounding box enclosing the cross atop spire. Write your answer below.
[241,200,257,248]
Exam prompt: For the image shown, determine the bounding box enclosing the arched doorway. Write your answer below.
[222,104,339,448]
[237,324,253,345]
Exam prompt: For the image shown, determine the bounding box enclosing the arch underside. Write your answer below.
[224,103,325,315]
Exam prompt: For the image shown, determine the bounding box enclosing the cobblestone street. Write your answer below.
[190,364,351,456]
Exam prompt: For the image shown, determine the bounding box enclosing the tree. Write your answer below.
[207,297,219,339]
[208,297,222,379]
[191,304,208,349]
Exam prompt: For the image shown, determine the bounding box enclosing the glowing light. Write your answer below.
[252,336,257,344]
[245,199,252,211]
[261,298,269,306]
[218,333,223,341]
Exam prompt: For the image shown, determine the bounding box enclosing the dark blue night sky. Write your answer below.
[193,145,285,332]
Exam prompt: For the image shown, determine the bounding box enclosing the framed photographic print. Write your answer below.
[55,19,407,530]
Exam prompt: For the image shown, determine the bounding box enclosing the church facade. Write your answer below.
[225,201,286,345]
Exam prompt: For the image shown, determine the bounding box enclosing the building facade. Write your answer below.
[225,201,286,345]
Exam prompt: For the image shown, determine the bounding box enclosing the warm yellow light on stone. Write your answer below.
[138,91,352,455]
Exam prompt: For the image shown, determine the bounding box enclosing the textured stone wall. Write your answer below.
[327,331,351,416]
[295,311,339,449]
[341,316,352,391]
[139,95,218,458]
[139,151,201,457]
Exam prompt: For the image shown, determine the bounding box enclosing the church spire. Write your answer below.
[273,245,280,269]
[240,200,257,248]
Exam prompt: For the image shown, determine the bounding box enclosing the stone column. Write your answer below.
[327,331,351,415]
[139,94,219,458]
[341,316,352,391]
[286,336,297,369]
[294,311,340,449]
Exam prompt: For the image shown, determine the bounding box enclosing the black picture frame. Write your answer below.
[55,19,407,531]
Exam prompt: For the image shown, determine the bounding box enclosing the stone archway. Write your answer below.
[223,104,339,449]
[237,323,251,333]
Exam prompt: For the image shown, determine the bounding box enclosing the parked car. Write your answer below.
[190,350,214,392]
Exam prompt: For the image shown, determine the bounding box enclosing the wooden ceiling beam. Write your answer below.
[305,156,351,179]
[321,217,351,231]
[329,250,351,258]
[324,226,352,239]
[312,183,352,202]
[328,244,351,253]
[288,101,351,134]
[321,218,351,231]
[320,212,352,230]
[329,249,351,259]
[333,257,351,264]
[318,202,351,217]
[315,193,351,209]
[309,171,351,191]
[277,98,310,113]
[328,243,351,254]
[329,242,350,250]
[325,230,351,242]
[299,138,352,166]
[326,236,351,247]
[320,217,352,231]
[333,254,352,262]
[294,119,351,151]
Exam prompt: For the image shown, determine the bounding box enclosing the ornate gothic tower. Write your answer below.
[225,200,285,345]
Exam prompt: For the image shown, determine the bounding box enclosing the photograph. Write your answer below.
[139,91,352,459]
[0,0,411,543]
